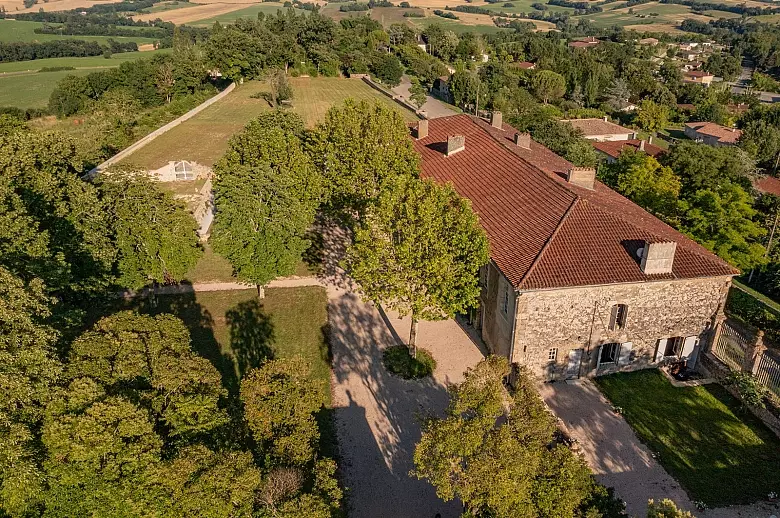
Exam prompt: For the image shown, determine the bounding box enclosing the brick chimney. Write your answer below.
[446,135,465,156]
[490,111,503,129]
[514,132,531,149]
[639,241,676,275]
[639,139,646,151]
[566,167,595,190]
[416,119,428,140]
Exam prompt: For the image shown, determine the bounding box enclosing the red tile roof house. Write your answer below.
[592,139,666,163]
[561,117,637,142]
[684,121,742,147]
[411,114,738,380]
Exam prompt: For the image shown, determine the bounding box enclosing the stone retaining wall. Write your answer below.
[85,83,236,178]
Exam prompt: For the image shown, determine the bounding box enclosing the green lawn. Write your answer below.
[123,76,417,169]
[182,243,318,284]
[0,48,171,74]
[0,19,159,45]
[0,68,94,108]
[595,369,780,507]
[89,287,331,402]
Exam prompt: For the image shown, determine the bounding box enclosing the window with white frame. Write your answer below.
[599,342,620,364]
[548,348,558,362]
[664,337,684,357]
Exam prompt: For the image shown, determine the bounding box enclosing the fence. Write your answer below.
[756,352,780,399]
[712,320,748,371]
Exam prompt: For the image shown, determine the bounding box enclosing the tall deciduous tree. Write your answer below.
[97,168,203,290]
[0,268,60,516]
[309,99,419,216]
[682,181,767,271]
[344,176,489,355]
[636,100,669,135]
[212,112,322,290]
[241,356,325,465]
[599,148,681,223]
[413,357,593,517]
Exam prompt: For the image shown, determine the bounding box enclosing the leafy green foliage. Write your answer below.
[635,99,668,135]
[97,168,203,289]
[646,499,694,518]
[345,175,489,349]
[599,148,681,223]
[521,117,598,167]
[212,111,322,286]
[310,99,419,216]
[531,69,566,104]
[413,357,593,517]
[409,79,428,110]
[726,371,771,410]
[241,357,324,466]
[382,345,436,379]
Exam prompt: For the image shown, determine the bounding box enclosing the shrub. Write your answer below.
[382,345,436,379]
[726,371,770,410]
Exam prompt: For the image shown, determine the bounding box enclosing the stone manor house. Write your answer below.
[411,114,739,380]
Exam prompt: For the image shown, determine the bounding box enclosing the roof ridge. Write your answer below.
[518,197,580,287]
[470,116,579,202]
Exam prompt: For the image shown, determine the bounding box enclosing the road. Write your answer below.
[392,76,459,120]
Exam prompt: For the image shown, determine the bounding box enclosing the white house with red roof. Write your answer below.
[411,114,738,379]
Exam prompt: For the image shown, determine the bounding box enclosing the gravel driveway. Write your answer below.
[328,287,486,518]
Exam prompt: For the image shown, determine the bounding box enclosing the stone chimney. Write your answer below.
[648,135,653,145]
[416,119,428,140]
[490,111,503,129]
[603,115,608,122]
[639,139,646,151]
[566,167,596,190]
[514,132,531,149]
[639,241,677,275]
[446,135,465,156]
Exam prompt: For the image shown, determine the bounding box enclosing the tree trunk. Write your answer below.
[256,284,265,299]
[409,316,419,359]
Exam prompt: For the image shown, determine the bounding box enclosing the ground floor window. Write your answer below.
[664,337,684,358]
[548,348,558,362]
[600,342,620,364]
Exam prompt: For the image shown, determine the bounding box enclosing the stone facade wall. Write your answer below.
[479,262,515,358]
[479,267,733,379]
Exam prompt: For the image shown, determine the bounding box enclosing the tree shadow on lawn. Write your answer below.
[597,370,780,507]
[226,298,275,380]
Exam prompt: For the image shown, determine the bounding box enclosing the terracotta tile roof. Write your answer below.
[684,70,713,78]
[755,176,780,197]
[512,61,536,69]
[592,139,666,159]
[411,114,738,290]
[685,121,742,144]
[561,118,635,138]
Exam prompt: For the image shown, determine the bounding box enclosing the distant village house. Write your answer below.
[561,117,636,142]
[684,122,742,146]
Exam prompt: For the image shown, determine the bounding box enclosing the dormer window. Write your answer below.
[609,304,628,331]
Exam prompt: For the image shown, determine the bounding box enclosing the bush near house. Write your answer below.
[595,369,780,507]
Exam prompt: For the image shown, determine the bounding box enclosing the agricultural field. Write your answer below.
[0,49,171,108]
[139,0,195,13]
[0,0,122,14]
[0,19,159,45]
[122,76,417,170]
[0,69,94,108]
[187,2,302,25]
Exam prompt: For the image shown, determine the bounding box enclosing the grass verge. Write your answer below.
[595,369,780,507]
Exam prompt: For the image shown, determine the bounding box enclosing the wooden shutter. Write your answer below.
[681,336,697,359]
[608,305,618,330]
[596,344,603,369]
[618,342,633,367]
[655,339,667,363]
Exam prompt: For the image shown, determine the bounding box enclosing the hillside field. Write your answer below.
[0,49,171,108]
[122,76,418,170]
[0,19,160,45]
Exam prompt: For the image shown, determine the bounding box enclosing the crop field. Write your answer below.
[140,0,195,13]
[0,0,122,13]
[408,15,508,33]
[187,2,301,25]
[122,77,418,170]
[0,69,95,108]
[0,19,159,45]
[0,49,171,107]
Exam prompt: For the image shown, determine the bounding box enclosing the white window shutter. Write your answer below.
[618,342,633,366]
[655,339,667,363]
[596,344,603,369]
[681,336,697,359]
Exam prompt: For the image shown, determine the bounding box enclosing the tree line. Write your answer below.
[0,39,138,63]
